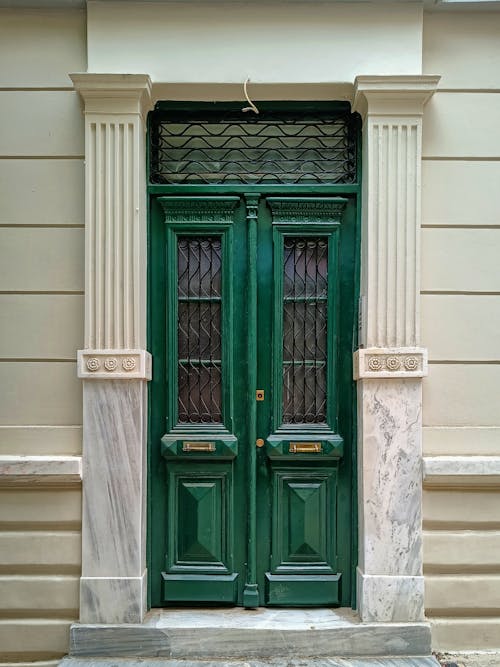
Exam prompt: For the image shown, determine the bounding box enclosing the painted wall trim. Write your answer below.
[0,455,82,486]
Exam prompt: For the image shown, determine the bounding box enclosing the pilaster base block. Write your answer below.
[80,572,147,624]
[357,569,425,623]
[78,349,152,380]
[354,348,427,380]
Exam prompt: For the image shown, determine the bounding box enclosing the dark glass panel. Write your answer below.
[177,237,222,424]
[283,363,327,424]
[178,363,222,424]
[282,237,328,425]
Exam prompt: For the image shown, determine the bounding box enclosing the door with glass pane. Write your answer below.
[149,194,356,607]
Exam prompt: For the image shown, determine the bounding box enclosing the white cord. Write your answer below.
[242,77,259,115]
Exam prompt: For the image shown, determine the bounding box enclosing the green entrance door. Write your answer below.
[149,193,357,608]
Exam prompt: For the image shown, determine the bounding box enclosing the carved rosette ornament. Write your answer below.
[104,357,118,372]
[122,357,137,372]
[353,348,428,379]
[77,350,152,380]
[86,357,100,372]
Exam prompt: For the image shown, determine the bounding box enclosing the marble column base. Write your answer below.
[357,568,425,622]
[81,380,148,624]
[357,379,425,623]
[80,571,147,624]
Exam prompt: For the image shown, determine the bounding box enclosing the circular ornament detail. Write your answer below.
[104,357,118,372]
[86,357,100,372]
[368,356,383,372]
[122,357,136,372]
[404,356,419,371]
[386,356,401,371]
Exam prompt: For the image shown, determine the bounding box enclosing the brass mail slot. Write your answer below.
[182,441,216,452]
[289,442,322,453]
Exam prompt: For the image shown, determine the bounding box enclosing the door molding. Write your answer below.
[71,74,439,624]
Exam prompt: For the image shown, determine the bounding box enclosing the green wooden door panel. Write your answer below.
[168,469,229,569]
[265,573,341,606]
[162,573,239,603]
[149,188,358,608]
[270,468,337,573]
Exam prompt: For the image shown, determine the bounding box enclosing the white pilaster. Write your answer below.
[353,76,439,623]
[71,74,153,624]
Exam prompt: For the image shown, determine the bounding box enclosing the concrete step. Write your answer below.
[68,609,434,661]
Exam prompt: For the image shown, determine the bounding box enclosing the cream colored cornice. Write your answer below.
[353,75,441,119]
[70,73,153,117]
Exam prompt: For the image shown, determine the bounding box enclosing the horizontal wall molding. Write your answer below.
[424,456,500,488]
[77,349,151,380]
[0,455,82,486]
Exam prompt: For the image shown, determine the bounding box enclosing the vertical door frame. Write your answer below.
[71,74,439,625]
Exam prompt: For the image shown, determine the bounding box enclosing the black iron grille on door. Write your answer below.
[149,107,359,185]
[283,237,328,424]
[177,236,223,423]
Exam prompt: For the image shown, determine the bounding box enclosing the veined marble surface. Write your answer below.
[81,380,148,623]
[147,607,360,629]
[357,570,425,623]
[60,658,440,667]
[70,608,432,659]
[0,454,81,486]
[357,379,424,622]
[358,379,423,577]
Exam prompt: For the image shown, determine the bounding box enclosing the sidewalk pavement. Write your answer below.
[436,653,500,667]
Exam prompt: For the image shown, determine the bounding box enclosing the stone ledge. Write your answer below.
[0,455,82,486]
[423,456,500,488]
[69,608,432,659]
[60,658,440,667]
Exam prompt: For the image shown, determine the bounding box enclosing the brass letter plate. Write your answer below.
[290,442,322,453]
[182,441,216,452]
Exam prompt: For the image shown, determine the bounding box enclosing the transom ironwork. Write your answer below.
[282,237,328,424]
[150,107,359,186]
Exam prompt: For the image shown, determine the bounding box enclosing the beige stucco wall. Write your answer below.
[421,11,500,651]
[0,8,85,665]
[1,3,500,661]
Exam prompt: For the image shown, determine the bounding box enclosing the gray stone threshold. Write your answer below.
[60,658,441,667]
[69,609,434,661]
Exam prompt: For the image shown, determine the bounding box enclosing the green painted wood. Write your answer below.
[162,573,239,603]
[148,107,360,608]
[271,469,337,572]
[265,573,340,606]
[243,194,260,608]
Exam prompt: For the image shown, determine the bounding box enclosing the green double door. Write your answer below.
[149,193,357,608]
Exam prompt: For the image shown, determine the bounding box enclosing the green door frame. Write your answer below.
[147,101,361,609]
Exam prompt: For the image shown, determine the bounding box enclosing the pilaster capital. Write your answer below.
[70,73,153,117]
[353,75,440,120]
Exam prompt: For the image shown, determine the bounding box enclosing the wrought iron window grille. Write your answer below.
[150,106,359,186]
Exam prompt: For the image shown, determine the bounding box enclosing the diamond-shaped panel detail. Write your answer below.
[178,480,222,563]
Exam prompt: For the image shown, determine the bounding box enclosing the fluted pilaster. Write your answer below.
[71,74,153,624]
[353,76,439,623]
[354,76,439,352]
[71,74,153,378]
